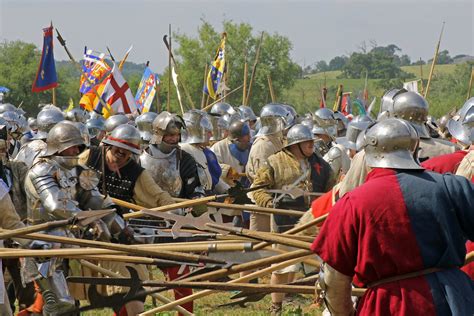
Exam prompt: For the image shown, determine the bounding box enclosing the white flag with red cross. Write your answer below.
[100,64,138,117]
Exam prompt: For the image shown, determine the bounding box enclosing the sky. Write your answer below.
[0,0,472,72]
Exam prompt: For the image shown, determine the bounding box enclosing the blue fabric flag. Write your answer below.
[32,26,58,92]
[203,36,226,99]
[135,67,158,113]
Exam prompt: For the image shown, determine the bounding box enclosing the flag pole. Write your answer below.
[467,64,473,101]
[163,34,196,110]
[203,84,244,112]
[167,24,172,112]
[52,88,56,105]
[201,64,208,109]
[419,58,425,95]
[242,50,248,105]
[424,22,445,99]
[245,31,264,106]
[267,74,276,102]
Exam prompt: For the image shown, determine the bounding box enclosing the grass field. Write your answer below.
[80,270,322,316]
[280,63,464,117]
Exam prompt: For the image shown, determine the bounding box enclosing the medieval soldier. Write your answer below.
[15,107,64,168]
[251,124,335,315]
[338,89,457,197]
[140,111,204,315]
[312,118,474,315]
[247,103,292,232]
[24,122,118,315]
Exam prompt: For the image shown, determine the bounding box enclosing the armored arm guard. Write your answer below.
[28,161,81,221]
[319,262,355,316]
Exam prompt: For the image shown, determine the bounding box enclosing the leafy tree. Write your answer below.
[314,60,329,73]
[341,44,414,80]
[159,19,300,114]
[399,54,411,66]
[328,56,348,71]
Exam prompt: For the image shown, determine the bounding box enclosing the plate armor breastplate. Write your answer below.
[140,146,182,197]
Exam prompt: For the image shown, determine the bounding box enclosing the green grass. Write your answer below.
[80,270,323,315]
[401,64,457,77]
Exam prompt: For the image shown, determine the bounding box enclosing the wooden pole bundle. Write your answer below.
[139,251,313,315]
[79,260,192,316]
[0,229,224,265]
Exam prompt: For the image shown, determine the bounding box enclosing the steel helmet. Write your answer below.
[285,124,315,147]
[364,118,422,170]
[102,124,142,154]
[43,121,85,156]
[181,110,213,144]
[104,114,130,133]
[136,112,158,143]
[86,117,106,138]
[33,108,65,140]
[446,97,474,147]
[237,105,257,122]
[256,103,291,136]
[150,111,185,145]
[65,108,87,123]
[210,102,236,116]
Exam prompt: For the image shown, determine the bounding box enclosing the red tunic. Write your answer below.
[311,168,474,315]
[421,150,468,174]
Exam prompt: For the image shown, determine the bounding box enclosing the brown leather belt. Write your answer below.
[367,267,444,288]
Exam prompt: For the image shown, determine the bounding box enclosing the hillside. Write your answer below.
[281,64,468,117]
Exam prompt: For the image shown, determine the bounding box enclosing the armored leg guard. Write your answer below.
[36,271,75,316]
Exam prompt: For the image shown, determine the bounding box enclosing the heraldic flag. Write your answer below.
[32,25,58,92]
[97,64,138,118]
[203,35,226,99]
[79,49,110,94]
[135,67,158,113]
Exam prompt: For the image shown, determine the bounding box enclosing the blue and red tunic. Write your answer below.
[311,168,474,315]
[421,150,468,174]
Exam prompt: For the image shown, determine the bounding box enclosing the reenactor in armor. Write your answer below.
[23,122,119,315]
[332,111,349,137]
[339,89,457,197]
[140,111,204,315]
[251,124,335,314]
[237,105,258,130]
[15,107,64,167]
[312,118,474,315]
[141,111,203,200]
[312,108,338,156]
[180,110,230,194]
[0,188,33,316]
[247,103,292,232]
[80,123,175,315]
[211,120,252,224]
[422,98,474,174]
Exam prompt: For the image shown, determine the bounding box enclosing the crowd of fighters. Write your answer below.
[0,87,472,315]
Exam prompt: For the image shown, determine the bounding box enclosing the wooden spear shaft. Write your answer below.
[79,260,193,316]
[267,74,276,102]
[245,31,264,106]
[139,251,313,315]
[253,213,328,251]
[143,281,367,297]
[202,84,244,111]
[0,229,224,265]
[173,198,305,217]
[242,58,248,105]
[206,223,312,250]
[424,22,445,99]
[201,64,209,109]
[167,24,171,112]
[467,65,473,100]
